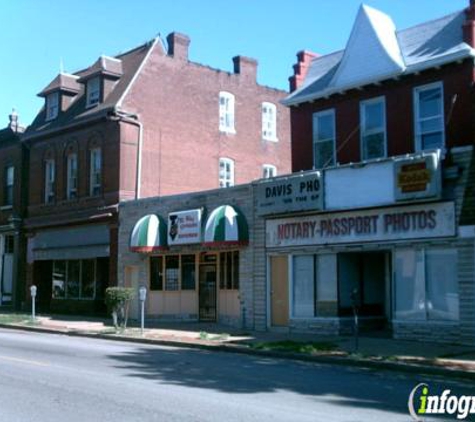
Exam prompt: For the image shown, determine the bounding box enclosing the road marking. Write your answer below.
[0,354,50,367]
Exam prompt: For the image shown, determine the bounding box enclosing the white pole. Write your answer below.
[30,285,37,322]
[141,300,145,336]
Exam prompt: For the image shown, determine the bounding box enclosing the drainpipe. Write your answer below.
[110,108,143,200]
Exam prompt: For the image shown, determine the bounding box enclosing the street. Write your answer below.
[0,328,472,422]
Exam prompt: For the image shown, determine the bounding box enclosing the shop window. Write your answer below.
[181,255,196,290]
[394,248,458,321]
[313,109,335,169]
[52,259,100,300]
[219,251,239,290]
[292,255,315,317]
[360,97,386,160]
[150,256,163,291]
[165,255,179,291]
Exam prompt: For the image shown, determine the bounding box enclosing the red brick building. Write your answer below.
[0,111,26,310]
[264,2,475,342]
[22,33,290,314]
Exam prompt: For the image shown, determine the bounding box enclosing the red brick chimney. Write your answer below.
[233,56,257,82]
[288,50,318,92]
[167,32,190,60]
[463,0,475,47]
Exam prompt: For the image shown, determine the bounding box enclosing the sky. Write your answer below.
[0,0,469,127]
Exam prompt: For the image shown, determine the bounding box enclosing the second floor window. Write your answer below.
[414,82,444,151]
[46,92,59,121]
[44,159,55,204]
[86,77,100,108]
[67,153,78,199]
[4,166,14,206]
[262,164,277,179]
[90,148,102,196]
[313,109,335,169]
[360,97,386,160]
[219,92,235,133]
[262,102,277,141]
[219,158,234,188]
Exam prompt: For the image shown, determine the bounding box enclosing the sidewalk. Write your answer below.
[1,312,475,381]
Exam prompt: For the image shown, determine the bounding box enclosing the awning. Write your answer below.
[130,214,167,252]
[203,205,249,247]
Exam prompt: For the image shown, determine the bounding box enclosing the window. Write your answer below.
[66,153,78,199]
[86,77,101,108]
[394,248,458,321]
[360,97,386,160]
[181,255,196,290]
[219,158,234,188]
[4,166,14,206]
[262,102,277,141]
[150,256,163,291]
[414,82,444,151]
[165,255,179,291]
[313,109,335,169]
[293,255,315,317]
[44,159,55,204]
[90,148,102,196]
[219,251,239,290]
[52,259,98,300]
[262,164,277,179]
[219,91,235,133]
[46,92,59,121]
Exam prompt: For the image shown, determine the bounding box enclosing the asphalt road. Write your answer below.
[0,328,472,422]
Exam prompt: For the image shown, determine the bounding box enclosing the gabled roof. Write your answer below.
[38,72,80,97]
[24,39,158,140]
[284,6,475,106]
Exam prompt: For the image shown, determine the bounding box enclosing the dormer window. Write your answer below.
[46,92,59,121]
[86,77,101,108]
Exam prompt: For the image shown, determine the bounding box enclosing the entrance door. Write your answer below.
[270,256,289,326]
[124,266,140,320]
[199,264,217,321]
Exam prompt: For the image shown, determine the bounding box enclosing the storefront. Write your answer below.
[260,148,475,344]
[118,186,253,328]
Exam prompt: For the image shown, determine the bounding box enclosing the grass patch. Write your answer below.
[199,331,230,341]
[0,313,34,325]
[251,340,338,354]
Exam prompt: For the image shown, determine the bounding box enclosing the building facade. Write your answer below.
[265,2,475,343]
[22,33,290,314]
[0,111,27,309]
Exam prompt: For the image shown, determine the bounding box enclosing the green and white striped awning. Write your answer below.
[203,205,249,247]
[130,214,168,253]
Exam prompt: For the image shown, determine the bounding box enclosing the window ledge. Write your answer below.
[219,128,236,135]
[263,137,278,143]
[0,205,13,211]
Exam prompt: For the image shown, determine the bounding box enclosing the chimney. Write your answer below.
[233,56,257,82]
[167,32,190,60]
[8,109,18,132]
[463,0,475,47]
[288,50,318,92]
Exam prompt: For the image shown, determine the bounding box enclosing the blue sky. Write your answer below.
[0,0,468,127]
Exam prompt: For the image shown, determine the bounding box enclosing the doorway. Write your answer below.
[270,255,289,326]
[338,252,390,318]
[199,263,217,321]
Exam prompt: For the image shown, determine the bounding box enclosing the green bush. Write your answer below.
[105,287,135,330]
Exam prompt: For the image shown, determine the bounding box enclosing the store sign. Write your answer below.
[168,209,202,245]
[394,153,441,201]
[256,172,323,216]
[266,202,455,248]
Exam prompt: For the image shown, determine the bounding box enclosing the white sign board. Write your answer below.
[168,209,202,245]
[266,202,455,248]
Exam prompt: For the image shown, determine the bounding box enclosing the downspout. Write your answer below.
[109,108,143,200]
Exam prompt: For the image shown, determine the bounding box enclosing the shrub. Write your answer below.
[105,287,135,330]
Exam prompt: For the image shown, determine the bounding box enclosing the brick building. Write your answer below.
[259,2,475,343]
[0,111,26,309]
[22,33,290,314]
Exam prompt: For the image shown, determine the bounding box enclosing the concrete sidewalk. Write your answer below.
[1,312,475,380]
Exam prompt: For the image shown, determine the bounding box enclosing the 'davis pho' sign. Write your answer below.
[256,172,323,216]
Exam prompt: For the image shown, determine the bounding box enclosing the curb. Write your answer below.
[1,323,474,382]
